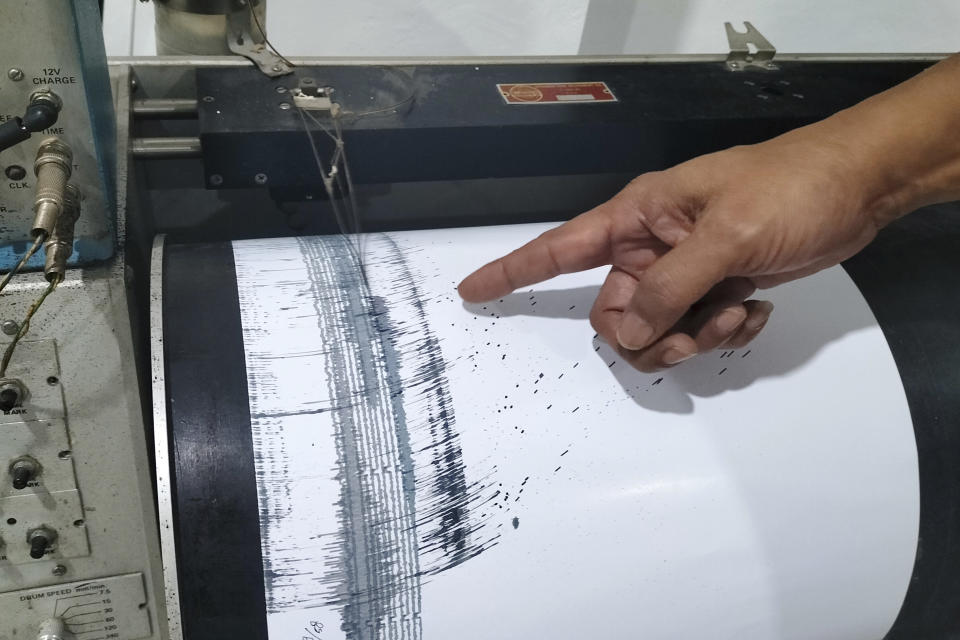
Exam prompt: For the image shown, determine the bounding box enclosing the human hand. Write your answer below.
[458,126,900,371]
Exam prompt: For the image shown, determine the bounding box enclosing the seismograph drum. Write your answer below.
[156,209,960,640]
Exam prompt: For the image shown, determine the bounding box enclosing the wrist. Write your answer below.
[817,56,960,225]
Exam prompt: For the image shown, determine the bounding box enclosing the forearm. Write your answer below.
[810,54,960,223]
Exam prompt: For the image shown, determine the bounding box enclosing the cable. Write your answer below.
[248,2,295,70]
[0,234,45,295]
[0,276,59,377]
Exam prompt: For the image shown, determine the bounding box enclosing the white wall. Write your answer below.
[579,0,960,54]
[104,0,959,58]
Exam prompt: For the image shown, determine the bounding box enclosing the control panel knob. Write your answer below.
[10,457,39,490]
[27,527,55,560]
[37,616,75,640]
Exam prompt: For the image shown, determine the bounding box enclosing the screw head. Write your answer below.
[275,86,287,94]
[202,95,215,103]
[209,174,223,186]
[7,68,23,81]
[272,65,283,73]
[254,173,268,185]
[278,102,291,110]
[1,320,19,336]
[52,564,67,576]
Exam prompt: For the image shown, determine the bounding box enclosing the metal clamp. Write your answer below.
[724,21,777,71]
[226,4,292,77]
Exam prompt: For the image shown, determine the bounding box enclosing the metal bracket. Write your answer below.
[724,21,777,71]
[291,78,338,113]
[225,5,293,77]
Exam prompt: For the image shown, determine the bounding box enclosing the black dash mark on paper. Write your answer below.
[560,449,569,456]
[742,350,751,358]
[719,367,727,375]
[652,377,663,386]
[512,517,519,529]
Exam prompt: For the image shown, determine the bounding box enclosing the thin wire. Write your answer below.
[0,276,59,377]
[248,2,295,69]
[0,235,45,295]
[297,108,367,281]
[304,109,364,238]
[341,94,416,121]
[333,115,365,252]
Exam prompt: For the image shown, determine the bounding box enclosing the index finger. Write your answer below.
[457,208,614,303]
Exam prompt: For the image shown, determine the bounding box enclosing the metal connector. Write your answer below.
[43,184,81,282]
[31,138,73,239]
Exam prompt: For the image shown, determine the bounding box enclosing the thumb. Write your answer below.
[617,231,736,350]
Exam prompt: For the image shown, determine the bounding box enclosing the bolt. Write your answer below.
[46,375,58,385]
[254,173,268,185]
[1,320,18,335]
[52,564,67,576]
[272,65,283,73]
[278,102,291,110]
[202,95,215,103]
[209,174,223,186]
[729,62,740,69]
[765,62,777,70]
[7,68,23,81]
[275,86,287,93]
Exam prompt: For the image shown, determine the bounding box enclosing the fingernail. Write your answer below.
[663,348,696,365]
[617,314,655,350]
[716,307,747,334]
[746,301,775,331]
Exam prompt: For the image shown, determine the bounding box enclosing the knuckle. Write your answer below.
[588,306,604,333]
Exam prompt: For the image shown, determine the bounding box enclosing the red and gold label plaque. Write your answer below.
[497,81,617,105]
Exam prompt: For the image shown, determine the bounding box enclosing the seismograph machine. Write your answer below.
[1,2,959,639]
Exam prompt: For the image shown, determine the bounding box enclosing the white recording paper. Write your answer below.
[232,223,919,640]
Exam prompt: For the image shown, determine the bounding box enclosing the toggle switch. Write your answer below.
[10,456,40,490]
[27,527,56,560]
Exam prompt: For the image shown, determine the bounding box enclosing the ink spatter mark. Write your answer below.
[512,517,520,529]
[652,377,664,386]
